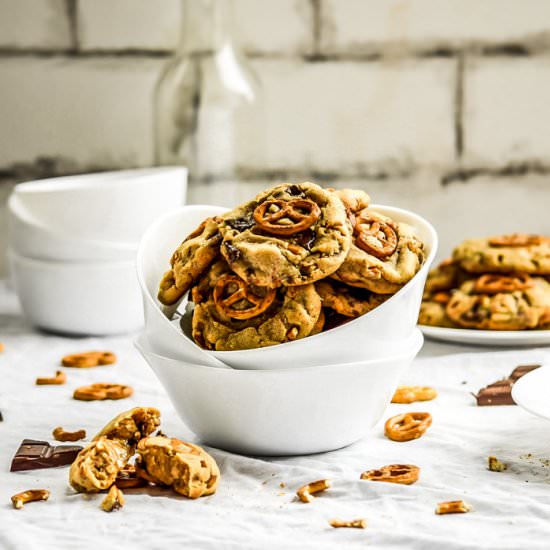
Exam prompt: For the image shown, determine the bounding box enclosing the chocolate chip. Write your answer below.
[292,229,316,251]
[224,242,241,262]
[286,184,305,198]
[226,216,255,231]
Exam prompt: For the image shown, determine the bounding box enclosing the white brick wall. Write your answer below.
[321,0,550,54]
[464,58,550,165]
[0,57,163,169]
[0,0,71,50]
[247,59,455,173]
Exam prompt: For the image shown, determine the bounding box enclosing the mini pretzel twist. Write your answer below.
[353,212,398,259]
[329,518,367,529]
[11,489,50,510]
[435,500,472,515]
[432,292,451,305]
[488,234,546,247]
[36,370,66,386]
[213,274,276,320]
[361,464,420,485]
[62,351,116,368]
[391,386,438,404]
[52,426,86,442]
[253,199,321,236]
[296,479,331,503]
[384,412,432,442]
[101,485,125,512]
[73,383,133,401]
[474,273,533,294]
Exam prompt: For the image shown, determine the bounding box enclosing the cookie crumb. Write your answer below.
[488,456,507,472]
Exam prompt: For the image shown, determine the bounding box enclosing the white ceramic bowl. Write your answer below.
[136,330,423,455]
[8,194,138,262]
[13,167,187,242]
[137,203,437,369]
[9,250,143,335]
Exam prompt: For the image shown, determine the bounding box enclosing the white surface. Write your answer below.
[138,203,438,370]
[512,366,550,421]
[136,331,423,455]
[9,251,143,335]
[421,325,550,347]
[2,282,550,549]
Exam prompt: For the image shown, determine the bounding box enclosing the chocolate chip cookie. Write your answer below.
[332,209,425,294]
[453,234,550,275]
[158,217,222,305]
[190,260,322,351]
[218,182,351,288]
[418,293,457,328]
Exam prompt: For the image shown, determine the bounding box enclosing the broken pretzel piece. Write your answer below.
[385,412,432,442]
[435,500,472,515]
[36,370,66,386]
[296,479,331,503]
[73,383,133,401]
[488,456,507,472]
[62,351,116,368]
[391,386,437,404]
[11,489,50,510]
[361,464,420,485]
[101,485,125,512]
[329,518,367,529]
[52,427,86,442]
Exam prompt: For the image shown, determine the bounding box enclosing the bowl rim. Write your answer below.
[137,201,437,358]
[14,166,188,194]
[135,329,424,374]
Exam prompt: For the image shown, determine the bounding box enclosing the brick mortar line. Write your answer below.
[441,162,550,185]
[64,0,79,52]
[454,53,465,159]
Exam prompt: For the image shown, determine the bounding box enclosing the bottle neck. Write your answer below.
[178,0,236,54]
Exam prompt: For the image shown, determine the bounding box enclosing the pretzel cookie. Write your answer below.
[190,260,322,351]
[218,182,351,288]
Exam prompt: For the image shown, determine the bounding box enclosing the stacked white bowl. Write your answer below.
[8,167,187,336]
[136,202,438,456]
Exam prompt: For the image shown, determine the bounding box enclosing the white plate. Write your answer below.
[512,366,550,420]
[420,325,550,347]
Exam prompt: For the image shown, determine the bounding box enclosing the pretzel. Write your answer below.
[329,518,367,529]
[11,489,50,510]
[62,351,116,368]
[253,199,321,236]
[115,464,148,489]
[296,479,331,503]
[52,426,86,442]
[435,500,472,515]
[432,292,451,305]
[36,370,66,385]
[361,464,420,485]
[353,212,398,259]
[101,485,125,512]
[474,273,533,294]
[488,234,546,247]
[73,383,133,401]
[391,386,438,404]
[213,274,276,320]
[384,412,432,442]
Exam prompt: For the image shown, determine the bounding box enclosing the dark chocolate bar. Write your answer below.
[10,439,82,472]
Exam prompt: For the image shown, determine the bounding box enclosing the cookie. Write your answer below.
[332,208,425,294]
[418,295,457,328]
[445,276,550,330]
[315,279,388,318]
[453,234,550,275]
[158,217,222,305]
[218,182,351,288]
[190,260,322,351]
[423,258,470,296]
[331,188,371,215]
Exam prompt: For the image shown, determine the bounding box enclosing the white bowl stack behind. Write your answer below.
[8,167,187,336]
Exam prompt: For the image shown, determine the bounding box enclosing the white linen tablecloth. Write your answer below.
[1,282,550,550]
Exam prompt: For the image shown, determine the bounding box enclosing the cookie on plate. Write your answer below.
[332,208,425,294]
[418,292,457,328]
[423,258,470,296]
[158,217,222,305]
[315,279,388,318]
[218,182,351,288]
[445,276,550,330]
[453,234,550,275]
[190,260,322,351]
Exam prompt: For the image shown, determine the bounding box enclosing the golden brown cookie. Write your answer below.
[453,234,550,275]
[218,182,351,288]
[423,258,470,296]
[332,208,425,294]
[190,260,322,350]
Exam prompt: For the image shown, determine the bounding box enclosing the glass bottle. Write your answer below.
[154,0,264,191]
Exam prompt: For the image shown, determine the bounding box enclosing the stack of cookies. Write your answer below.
[420,234,550,330]
[158,182,426,351]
